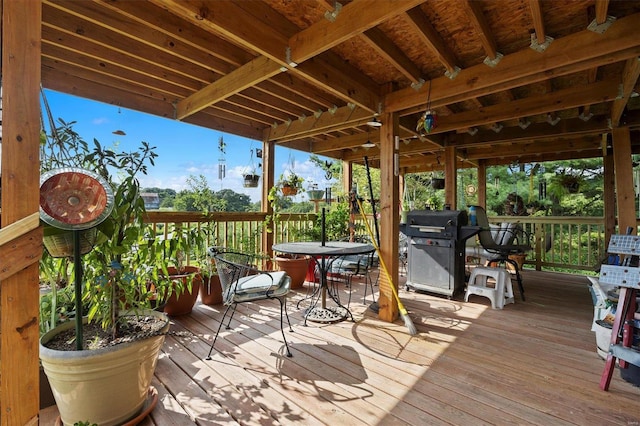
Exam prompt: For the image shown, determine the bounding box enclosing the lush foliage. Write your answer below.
[40,117,161,341]
[296,202,351,241]
[148,175,254,212]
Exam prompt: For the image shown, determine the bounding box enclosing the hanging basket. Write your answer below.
[243,174,260,188]
[564,181,580,193]
[281,185,298,196]
[431,178,445,190]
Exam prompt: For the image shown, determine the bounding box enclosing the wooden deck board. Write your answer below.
[40,270,640,425]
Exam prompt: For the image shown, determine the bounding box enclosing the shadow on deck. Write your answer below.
[41,269,640,425]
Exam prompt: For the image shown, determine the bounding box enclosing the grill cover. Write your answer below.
[404,209,469,239]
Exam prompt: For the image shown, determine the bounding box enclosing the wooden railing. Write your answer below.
[143,211,316,257]
[489,215,606,274]
[143,211,606,275]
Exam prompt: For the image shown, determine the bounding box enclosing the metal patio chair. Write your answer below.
[206,249,293,359]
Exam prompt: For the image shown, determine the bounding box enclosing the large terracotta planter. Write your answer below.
[199,274,223,305]
[163,266,202,316]
[275,254,310,289]
[39,310,169,426]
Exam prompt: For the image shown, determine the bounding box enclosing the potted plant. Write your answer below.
[274,253,310,289]
[145,222,206,316]
[199,246,223,305]
[555,172,581,194]
[277,171,304,196]
[38,117,169,425]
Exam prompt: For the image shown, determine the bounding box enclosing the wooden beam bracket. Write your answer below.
[587,16,616,34]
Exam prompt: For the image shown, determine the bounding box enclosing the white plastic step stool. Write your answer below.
[465,266,513,309]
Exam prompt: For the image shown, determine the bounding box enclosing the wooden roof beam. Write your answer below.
[48,0,246,73]
[175,56,282,119]
[386,13,640,113]
[426,80,619,135]
[288,0,425,64]
[528,0,547,46]
[155,0,382,113]
[462,0,499,62]
[482,149,605,167]
[595,0,611,25]
[361,27,424,83]
[267,104,370,142]
[405,6,461,78]
[610,57,640,127]
[465,136,602,161]
[152,0,288,62]
[450,116,613,149]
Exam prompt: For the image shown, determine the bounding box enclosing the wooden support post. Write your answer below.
[477,160,487,209]
[1,1,42,423]
[602,137,616,245]
[342,159,352,196]
[261,139,276,257]
[444,146,457,209]
[612,127,635,234]
[377,111,400,322]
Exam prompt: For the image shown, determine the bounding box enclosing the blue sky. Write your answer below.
[42,90,334,202]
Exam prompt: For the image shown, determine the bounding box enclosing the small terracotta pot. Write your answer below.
[199,274,223,305]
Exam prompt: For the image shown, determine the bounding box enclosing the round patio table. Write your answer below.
[273,241,375,324]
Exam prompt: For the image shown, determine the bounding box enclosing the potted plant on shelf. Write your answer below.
[277,171,304,196]
[38,116,169,425]
[306,182,325,201]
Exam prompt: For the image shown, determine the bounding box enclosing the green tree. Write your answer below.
[214,188,253,212]
[173,175,221,212]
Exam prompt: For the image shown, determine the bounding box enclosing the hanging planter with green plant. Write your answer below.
[277,172,304,196]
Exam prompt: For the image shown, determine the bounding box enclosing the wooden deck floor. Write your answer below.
[41,270,640,425]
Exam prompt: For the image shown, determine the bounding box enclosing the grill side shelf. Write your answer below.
[599,264,640,289]
[608,234,640,255]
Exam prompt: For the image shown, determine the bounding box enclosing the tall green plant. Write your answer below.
[40,115,159,343]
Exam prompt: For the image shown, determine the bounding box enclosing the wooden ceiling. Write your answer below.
[40,0,640,173]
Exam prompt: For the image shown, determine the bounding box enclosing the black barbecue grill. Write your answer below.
[401,210,479,298]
